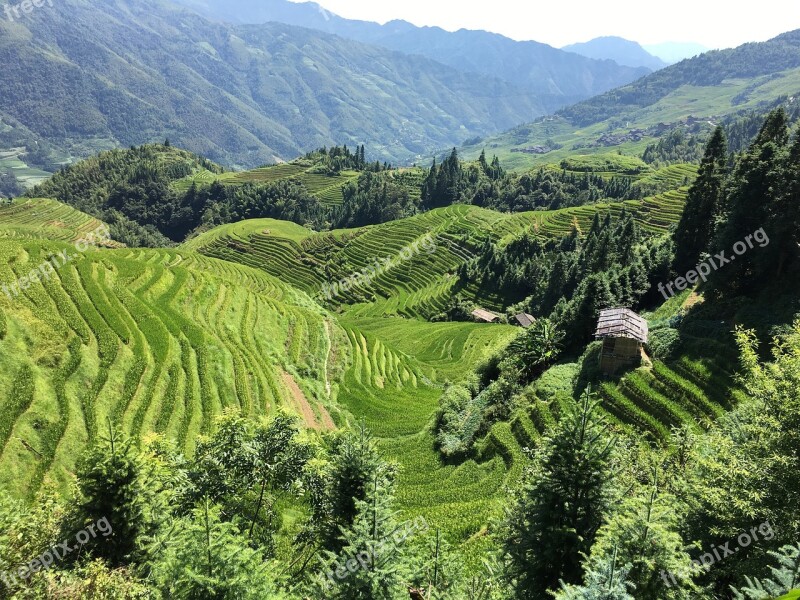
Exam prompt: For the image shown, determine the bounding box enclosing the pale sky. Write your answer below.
[298,0,800,49]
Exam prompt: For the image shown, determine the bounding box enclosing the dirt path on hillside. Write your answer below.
[281,370,334,430]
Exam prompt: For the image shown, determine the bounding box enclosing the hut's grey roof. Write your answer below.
[594,308,648,344]
[472,308,501,323]
[514,313,536,328]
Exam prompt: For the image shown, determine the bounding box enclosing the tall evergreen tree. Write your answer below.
[673,127,728,274]
[312,470,408,600]
[150,499,282,599]
[760,130,800,278]
[554,548,635,600]
[311,424,392,554]
[478,149,488,174]
[710,109,789,296]
[586,479,699,599]
[502,389,616,599]
[71,426,156,567]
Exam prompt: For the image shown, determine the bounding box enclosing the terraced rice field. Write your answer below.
[189,191,690,322]
[0,234,340,499]
[189,205,513,318]
[632,163,698,191]
[4,191,738,559]
[0,198,113,243]
[171,162,361,206]
[333,315,521,548]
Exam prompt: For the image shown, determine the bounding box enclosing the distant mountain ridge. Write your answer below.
[174,0,651,112]
[461,29,800,170]
[562,36,667,70]
[559,29,800,126]
[0,0,550,169]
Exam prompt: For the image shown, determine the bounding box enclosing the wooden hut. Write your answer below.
[513,313,536,328]
[471,308,501,323]
[594,308,649,375]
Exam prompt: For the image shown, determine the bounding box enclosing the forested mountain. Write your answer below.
[463,30,800,170]
[562,36,667,70]
[174,0,651,111]
[559,30,800,126]
[0,0,545,170]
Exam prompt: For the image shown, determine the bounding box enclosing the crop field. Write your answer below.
[188,194,690,322]
[1,190,743,558]
[0,149,53,188]
[0,230,341,499]
[189,205,514,317]
[171,161,361,206]
[597,340,746,443]
[0,198,111,243]
[334,316,522,548]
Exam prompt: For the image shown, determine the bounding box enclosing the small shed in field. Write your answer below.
[594,308,649,375]
[472,308,501,323]
[514,313,536,328]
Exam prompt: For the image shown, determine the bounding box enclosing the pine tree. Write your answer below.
[587,478,699,599]
[733,543,800,600]
[312,470,408,600]
[554,548,635,600]
[711,109,789,296]
[479,149,488,174]
[761,130,800,278]
[502,389,615,599]
[151,499,282,599]
[71,424,155,567]
[314,423,392,553]
[673,127,728,274]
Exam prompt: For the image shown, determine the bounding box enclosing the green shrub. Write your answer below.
[648,328,682,359]
[533,364,579,403]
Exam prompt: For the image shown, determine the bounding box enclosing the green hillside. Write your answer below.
[0,207,344,499]
[0,199,520,546]
[2,75,800,596]
[186,190,690,317]
[0,0,547,170]
[0,198,113,244]
[172,163,363,207]
[463,30,800,170]
[0,189,702,531]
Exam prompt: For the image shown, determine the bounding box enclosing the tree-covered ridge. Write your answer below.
[28,144,399,244]
[458,208,671,340]
[29,141,696,249]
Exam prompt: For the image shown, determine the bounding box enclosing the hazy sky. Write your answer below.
[299,0,800,49]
